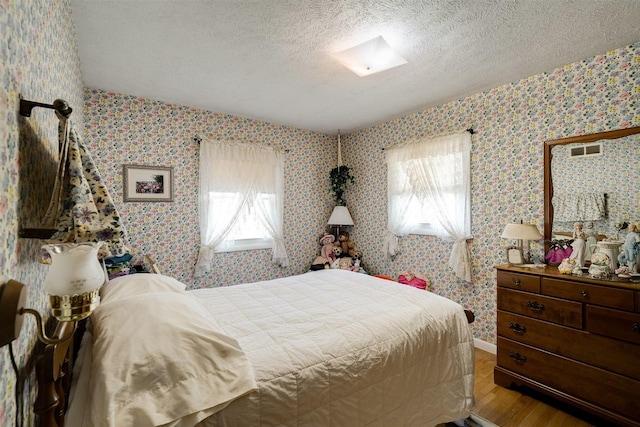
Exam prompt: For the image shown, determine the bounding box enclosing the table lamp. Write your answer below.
[501,222,544,265]
[327,206,354,238]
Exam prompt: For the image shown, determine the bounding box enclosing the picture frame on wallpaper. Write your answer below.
[123,164,173,202]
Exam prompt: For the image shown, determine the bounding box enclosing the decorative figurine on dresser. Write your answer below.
[618,223,640,273]
[568,222,587,267]
[584,221,598,260]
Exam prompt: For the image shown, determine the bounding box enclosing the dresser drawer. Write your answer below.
[586,305,640,345]
[498,310,640,380]
[542,278,635,311]
[497,270,540,292]
[497,337,640,421]
[497,287,582,328]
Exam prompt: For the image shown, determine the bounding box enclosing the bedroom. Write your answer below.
[1,0,640,426]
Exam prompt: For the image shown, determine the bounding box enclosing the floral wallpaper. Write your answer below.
[1,0,85,425]
[83,89,338,288]
[343,42,640,344]
[2,0,639,423]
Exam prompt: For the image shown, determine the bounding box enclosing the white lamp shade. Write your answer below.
[501,223,543,241]
[42,242,107,321]
[327,206,354,226]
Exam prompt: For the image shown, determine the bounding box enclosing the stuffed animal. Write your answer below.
[330,246,349,269]
[319,232,336,261]
[332,246,342,259]
[350,250,363,272]
[336,231,356,258]
[338,257,353,270]
[331,249,342,269]
[310,256,331,271]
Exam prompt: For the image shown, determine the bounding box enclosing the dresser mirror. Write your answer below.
[543,126,640,254]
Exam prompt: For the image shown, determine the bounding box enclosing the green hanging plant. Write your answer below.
[330,165,355,206]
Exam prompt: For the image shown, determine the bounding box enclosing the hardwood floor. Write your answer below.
[471,349,604,427]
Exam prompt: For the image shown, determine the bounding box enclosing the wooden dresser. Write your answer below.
[494,265,640,426]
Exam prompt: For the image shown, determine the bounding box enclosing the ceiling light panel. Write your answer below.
[332,36,408,77]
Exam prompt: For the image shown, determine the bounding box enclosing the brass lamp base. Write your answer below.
[50,289,100,321]
[0,279,89,347]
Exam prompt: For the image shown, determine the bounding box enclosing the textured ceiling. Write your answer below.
[71,0,640,134]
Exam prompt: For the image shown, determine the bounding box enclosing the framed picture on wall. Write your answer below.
[123,164,173,202]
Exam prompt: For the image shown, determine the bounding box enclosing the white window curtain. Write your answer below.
[195,139,288,277]
[385,131,473,281]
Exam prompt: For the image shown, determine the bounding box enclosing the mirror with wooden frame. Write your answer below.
[544,126,640,254]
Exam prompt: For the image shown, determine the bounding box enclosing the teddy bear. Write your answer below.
[330,246,343,268]
[318,232,336,261]
[336,231,356,258]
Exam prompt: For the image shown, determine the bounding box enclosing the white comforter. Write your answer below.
[67,270,474,427]
[193,269,474,427]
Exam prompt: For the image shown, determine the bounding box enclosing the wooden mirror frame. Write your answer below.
[543,125,640,254]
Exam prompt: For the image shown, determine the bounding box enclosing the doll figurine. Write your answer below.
[617,224,640,273]
[569,222,587,267]
[319,232,336,262]
[546,239,573,265]
[584,221,598,260]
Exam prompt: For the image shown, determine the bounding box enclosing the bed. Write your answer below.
[38,269,475,427]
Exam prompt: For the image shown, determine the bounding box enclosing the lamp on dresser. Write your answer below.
[501,222,544,265]
[0,242,107,347]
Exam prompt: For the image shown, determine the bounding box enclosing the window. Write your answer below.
[208,192,274,252]
[195,140,288,276]
[385,131,472,281]
[386,132,471,238]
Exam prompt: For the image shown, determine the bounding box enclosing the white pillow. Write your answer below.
[87,292,257,427]
[100,273,187,303]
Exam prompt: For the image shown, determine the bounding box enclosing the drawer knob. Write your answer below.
[580,290,589,298]
[513,279,521,287]
[633,323,640,333]
[526,301,545,312]
[509,351,527,364]
[509,322,527,334]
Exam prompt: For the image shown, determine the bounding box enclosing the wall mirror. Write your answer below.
[544,126,640,254]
